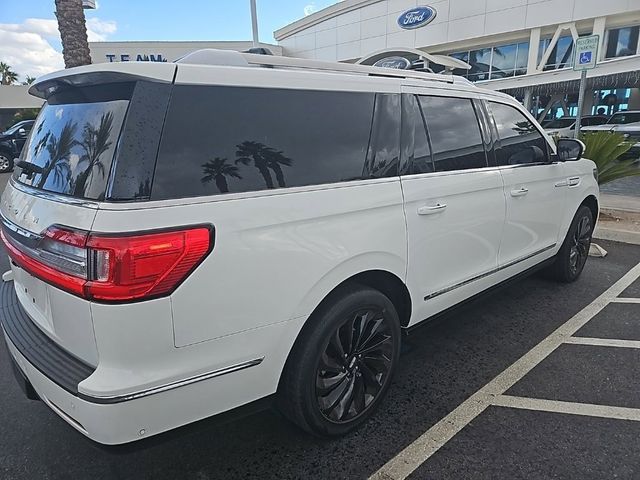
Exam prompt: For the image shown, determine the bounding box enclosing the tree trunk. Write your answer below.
[55,0,92,68]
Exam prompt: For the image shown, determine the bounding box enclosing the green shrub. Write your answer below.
[579,131,639,185]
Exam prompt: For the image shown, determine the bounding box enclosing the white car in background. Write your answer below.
[543,115,607,138]
[582,111,640,161]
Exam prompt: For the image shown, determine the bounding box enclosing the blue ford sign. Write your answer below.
[397,6,437,30]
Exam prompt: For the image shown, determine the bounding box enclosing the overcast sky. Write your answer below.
[0,0,339,81]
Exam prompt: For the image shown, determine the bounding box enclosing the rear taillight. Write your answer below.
[1,225,213,302]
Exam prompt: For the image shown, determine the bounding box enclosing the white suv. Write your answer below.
[0,50,598,445]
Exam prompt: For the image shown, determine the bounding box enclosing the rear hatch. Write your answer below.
[0,64,175,365]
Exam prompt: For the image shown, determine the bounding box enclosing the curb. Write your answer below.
[593,226,640,246]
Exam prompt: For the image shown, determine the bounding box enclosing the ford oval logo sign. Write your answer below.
[373,56,412,70]
[397,6,437,30]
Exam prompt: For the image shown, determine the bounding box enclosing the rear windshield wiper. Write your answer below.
[15,160,43,179]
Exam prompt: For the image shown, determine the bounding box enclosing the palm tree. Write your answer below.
[262,147,292,188]
[72,112,114,196]
[55,0,92,68]
[0,62,19,85]
[201,157,242,193]
[236,140,275,189]
[37,121,78,189]
[22,76,36,85]
[580,131,640,185]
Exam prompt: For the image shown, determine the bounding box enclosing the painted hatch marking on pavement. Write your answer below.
[370,261,640,480]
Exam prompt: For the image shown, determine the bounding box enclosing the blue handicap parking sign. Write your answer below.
[580,51,592,64]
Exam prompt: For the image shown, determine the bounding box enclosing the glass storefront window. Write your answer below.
[490,43,517,79]
[515,42,529,75]
[448,41,530,81]
[605,26,639,58]
[467,47,492,81]
[538,36,574,70]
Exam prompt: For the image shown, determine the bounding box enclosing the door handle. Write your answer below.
[510,187,529,197]
[568,176,581,187]
[417,203,447,215]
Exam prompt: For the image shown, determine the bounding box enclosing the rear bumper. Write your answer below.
[1,280,302,444]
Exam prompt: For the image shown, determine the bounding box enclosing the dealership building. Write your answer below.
[273,0,640,119]
[88,0,640,120]
[3,0,640,124]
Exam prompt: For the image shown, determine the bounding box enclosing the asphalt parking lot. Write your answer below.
[0,170,639,479]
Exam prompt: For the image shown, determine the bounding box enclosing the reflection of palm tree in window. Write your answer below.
[135,178,151,199]
[37,121,78,189]
[262,147,292,188]
[201,157,242,193]
[72,112,114,196]
[235,140,293,189]
[512,120,537,135]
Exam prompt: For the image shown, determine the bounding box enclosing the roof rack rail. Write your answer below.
[176,49,466,85]
[241,52,456,84]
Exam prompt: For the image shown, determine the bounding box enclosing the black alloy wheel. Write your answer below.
[316,307,394,423]
[568,214,592,277]
[278,285,401,436]
[547,205,594,282]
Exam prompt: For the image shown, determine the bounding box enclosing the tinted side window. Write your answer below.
[490,102,549,166]
[401,94,433,175]
[152,86,392,200]
[418,96,487,172]
[365,93,401,178]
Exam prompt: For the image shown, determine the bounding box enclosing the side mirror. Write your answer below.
[557,138,585,161]
[16,128,27,137]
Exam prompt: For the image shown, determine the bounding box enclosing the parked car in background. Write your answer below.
[0,120,34,173]
[582,111,640,161]
[543,115,607,138]
[0,51,598,445]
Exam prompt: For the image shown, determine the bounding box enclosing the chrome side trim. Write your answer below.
[9,178,100,208]
[79,357,265,404]
[423,244,556,301]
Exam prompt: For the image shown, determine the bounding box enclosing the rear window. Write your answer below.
[608,112,640,124]
[544,118,575,129]
[151,85,399,200]
[13,83,131,200]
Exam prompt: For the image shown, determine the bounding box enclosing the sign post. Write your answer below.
[573,35,599,138]
[250,0,260,48]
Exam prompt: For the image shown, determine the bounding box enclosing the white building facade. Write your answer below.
[88,41,282,64]
[275,0,640,118]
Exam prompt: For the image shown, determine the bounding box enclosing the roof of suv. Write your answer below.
[29,49,493,99]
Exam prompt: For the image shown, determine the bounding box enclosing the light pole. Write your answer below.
[250,0,259,48]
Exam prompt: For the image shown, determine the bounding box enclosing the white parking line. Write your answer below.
[370,261,640,480]
[493,395,640,422]
[566,337,640,349]
[611,298,640,304]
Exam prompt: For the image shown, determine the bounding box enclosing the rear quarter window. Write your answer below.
[151,85,399,200]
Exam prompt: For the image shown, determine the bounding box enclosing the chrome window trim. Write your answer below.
[424,244,556,301]
[79,357,265,404]
[9,178,100,209]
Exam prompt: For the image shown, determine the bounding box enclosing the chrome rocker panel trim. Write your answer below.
[424,243,557,301]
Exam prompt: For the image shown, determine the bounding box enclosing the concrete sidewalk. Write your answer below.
[595,193,640,245]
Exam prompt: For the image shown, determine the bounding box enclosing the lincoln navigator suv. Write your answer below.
[0,50,598,444]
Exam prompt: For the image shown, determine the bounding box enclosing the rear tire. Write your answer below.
[277,285,401,437]
[546,205,593,283]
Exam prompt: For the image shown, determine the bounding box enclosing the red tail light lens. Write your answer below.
[1,225,213,303]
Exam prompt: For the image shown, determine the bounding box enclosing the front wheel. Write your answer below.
[0,152,13,173]
[546,205,594,283]
[277,285,401,437]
